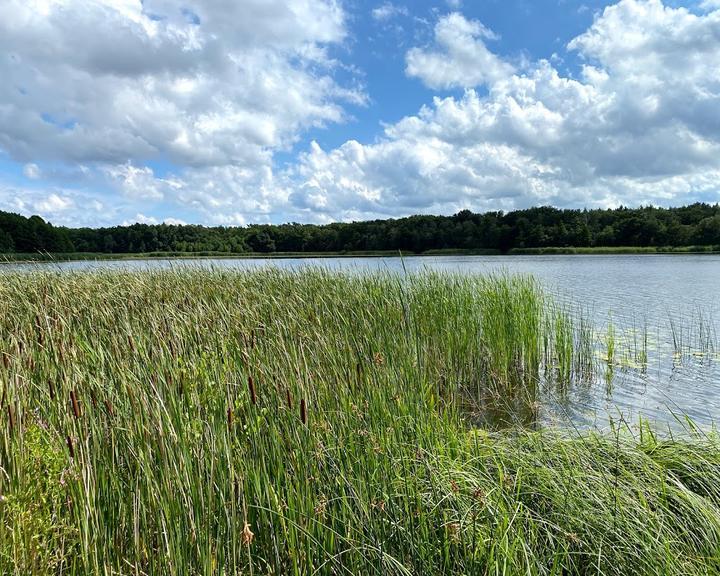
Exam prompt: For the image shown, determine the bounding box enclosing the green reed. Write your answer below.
[0,268,719,575]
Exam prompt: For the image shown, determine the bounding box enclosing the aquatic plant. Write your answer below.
[1,268,719,575]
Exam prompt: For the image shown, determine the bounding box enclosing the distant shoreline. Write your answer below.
[2,244,720,263]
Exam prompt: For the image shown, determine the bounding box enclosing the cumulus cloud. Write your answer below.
[2,0,720,227]
[0,185,107,226]
[0,0,362,223]
[405,13,515,89]
[291,0,720,219]
[34,192,74,213]
[163,217,186,225]
[103,163,192,204]
[123,213,159,226]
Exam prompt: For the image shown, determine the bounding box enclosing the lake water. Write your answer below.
[4,254,720,430]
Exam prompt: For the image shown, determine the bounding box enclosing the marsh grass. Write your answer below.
[669,308,718,360]
[1,268,719,575]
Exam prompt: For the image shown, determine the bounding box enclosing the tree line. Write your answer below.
[2,203,720,255]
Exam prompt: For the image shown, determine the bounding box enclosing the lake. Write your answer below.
[4,254,719,429]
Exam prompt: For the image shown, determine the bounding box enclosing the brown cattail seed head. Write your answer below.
[248,375,257,406]
[7,405,15,432]
[70,390,81,419]
[66,435,75,459]
[36,326,44,346]
[300,398,307,425]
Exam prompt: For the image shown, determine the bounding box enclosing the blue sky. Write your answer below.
[0,0,719,227]
[311,0,605,146]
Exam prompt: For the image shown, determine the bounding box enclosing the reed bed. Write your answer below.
[1,268,719,575]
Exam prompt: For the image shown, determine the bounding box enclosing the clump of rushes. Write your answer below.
[0,267,719,575]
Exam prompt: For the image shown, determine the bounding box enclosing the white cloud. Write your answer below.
[0,0,359,192]
[104,164,167,200]
[2,0,720,227]
[104,162,184,201]
[35,192,74,213]
[121,213,184,226]
[163,217,186,225]
[23,163,41,179]
[0,185,93,225]
[290,1,720,220]
[371,3,408,21]
[123,213,159,226]
[0,0,369,225]
[405,13,515,90]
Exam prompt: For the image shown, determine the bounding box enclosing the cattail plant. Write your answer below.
[0,268,718,576]
[7,404,15,432]
[70,390,81,419]
[247,375,257,405]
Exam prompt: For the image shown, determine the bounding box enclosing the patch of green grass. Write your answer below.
[1,269,719,575]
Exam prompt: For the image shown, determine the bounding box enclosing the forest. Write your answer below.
[1,203,720,255]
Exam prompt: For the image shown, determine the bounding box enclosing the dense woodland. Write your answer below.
[1,203,720,255]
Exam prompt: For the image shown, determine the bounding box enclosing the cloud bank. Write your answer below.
[0,0,719,225]
[292,1,720,220]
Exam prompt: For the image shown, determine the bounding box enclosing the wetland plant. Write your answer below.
[1,269,719,575]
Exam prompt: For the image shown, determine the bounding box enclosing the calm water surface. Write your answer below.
[4,254,719,429]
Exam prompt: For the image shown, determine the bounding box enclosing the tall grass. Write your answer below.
[1,268,719,575]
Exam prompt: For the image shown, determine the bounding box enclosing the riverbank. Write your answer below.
[2,269,720,575]
[2,243,720,262]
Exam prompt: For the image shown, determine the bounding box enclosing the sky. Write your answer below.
[0,0,719,227]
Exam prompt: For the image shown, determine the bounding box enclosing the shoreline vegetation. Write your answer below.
[2,203,720,259]
[2,268,720,574]
[3,243,720,263]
